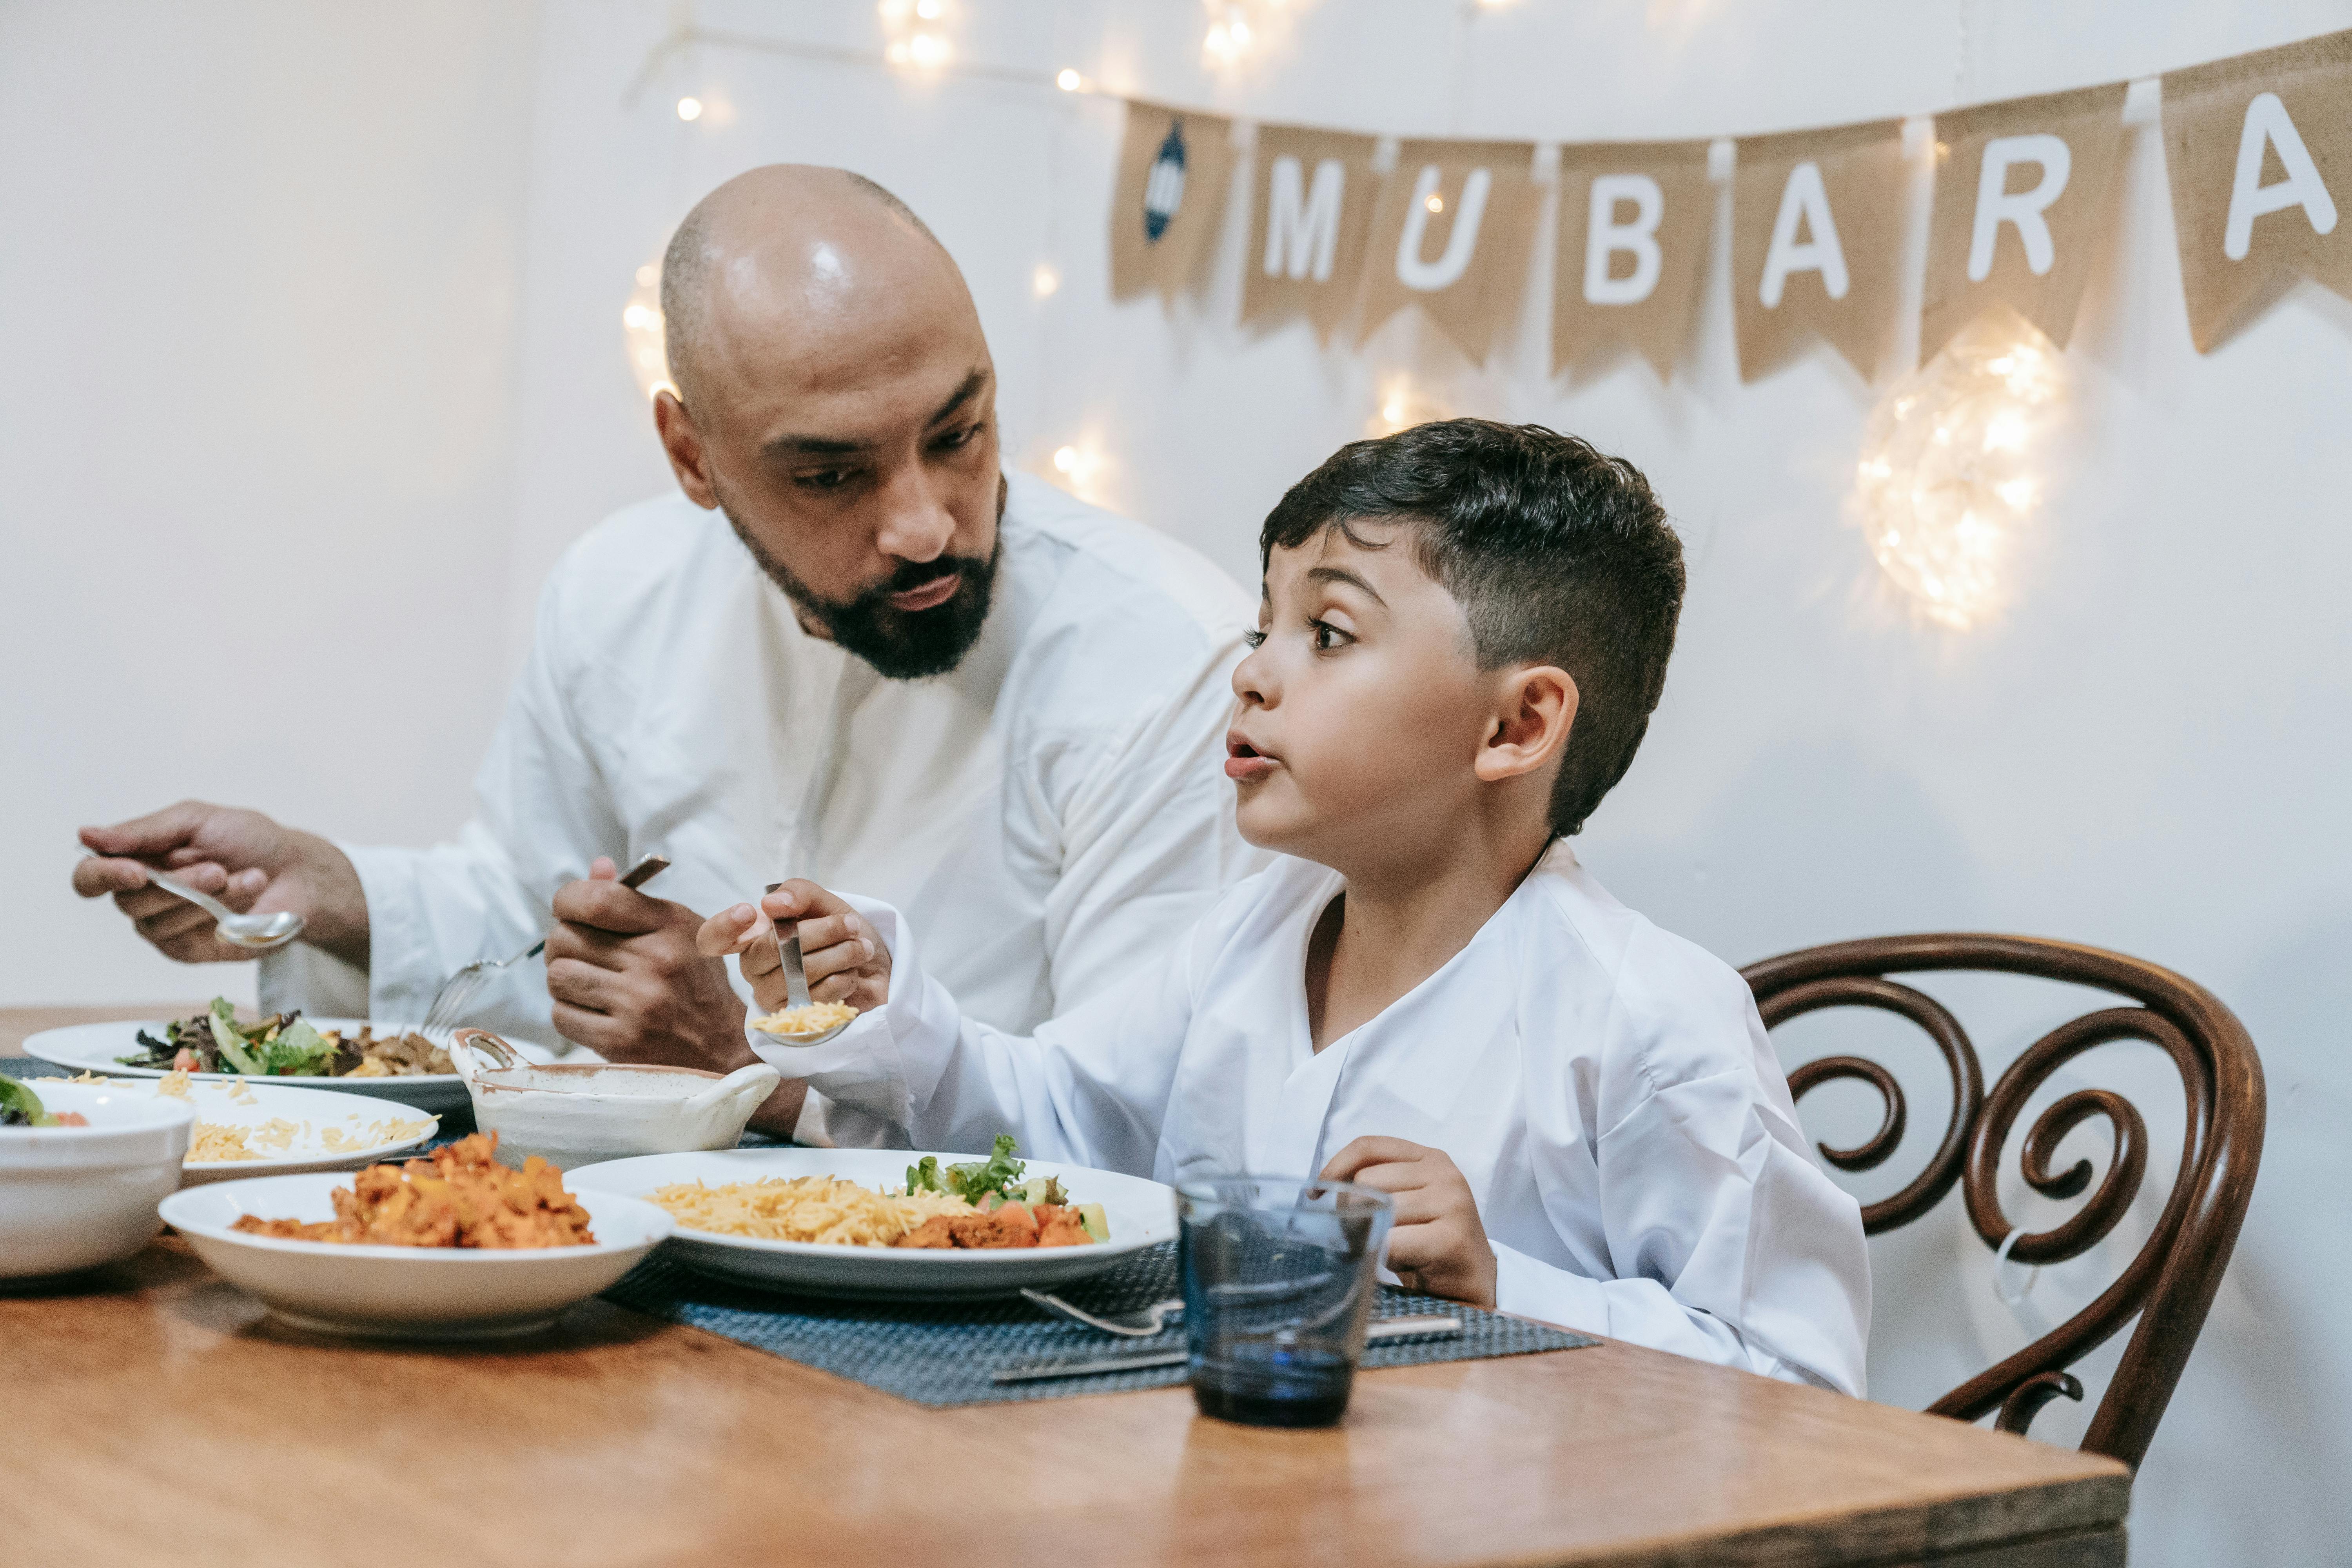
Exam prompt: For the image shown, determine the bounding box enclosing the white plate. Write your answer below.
[160,1172,673,1339]
[146,1077,438,1182]
[22,1019,572,1116]
[566,1147,1175,1300]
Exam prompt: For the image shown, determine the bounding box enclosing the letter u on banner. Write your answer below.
[1356,140,1541,365]
[1552,139,1712,379]
[2163,29,2352,352]
[1919,82,2128,362]
[1730,120,1907,383]
[1243,125,1380,339]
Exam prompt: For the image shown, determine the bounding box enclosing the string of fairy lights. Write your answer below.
[620,0,2060,632]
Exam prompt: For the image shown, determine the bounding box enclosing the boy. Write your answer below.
[702,420,1870,1394]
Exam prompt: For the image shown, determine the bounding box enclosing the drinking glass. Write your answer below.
[1176,1174,1395,1428]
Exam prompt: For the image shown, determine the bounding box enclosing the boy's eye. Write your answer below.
[797,467,858,491]
[1241,628,1267,649]
[932,423,982,453]
[1310,620,1352,652]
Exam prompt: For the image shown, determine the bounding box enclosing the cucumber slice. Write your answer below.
[1076,1202,1110,1243]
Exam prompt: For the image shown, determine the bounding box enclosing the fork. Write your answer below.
[417,855,668,1034]
[1022,1289,1185,1337]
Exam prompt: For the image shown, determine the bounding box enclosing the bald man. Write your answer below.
[75,167,1259,1141]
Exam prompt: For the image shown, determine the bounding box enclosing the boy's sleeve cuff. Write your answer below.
[1490,1241,1613,1336]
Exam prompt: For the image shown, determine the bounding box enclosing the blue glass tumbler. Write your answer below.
[1176,1175,1395,1428]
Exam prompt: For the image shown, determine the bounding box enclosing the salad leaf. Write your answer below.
[942,1135,1026,1205]
[207,1002,263,1076]
[0,1074,53,1126]
[905,1155,943,1194]
[254,1017,335,1076]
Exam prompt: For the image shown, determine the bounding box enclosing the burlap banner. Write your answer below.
[1109,100,1238,303]
[1357,140,1542,365]
[1731,120,1909,382]
[1920,82,2130,360]
[2163,29,2352,353]
[1551,139,1713,379]
[1241,124,1381,339]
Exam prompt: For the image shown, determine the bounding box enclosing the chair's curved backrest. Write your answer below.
[1740,935,2265,1469]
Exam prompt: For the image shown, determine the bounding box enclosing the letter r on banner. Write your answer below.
[1760,162,1849,307]
[1265,156,1347,281]
[2225,92,2339,259]
[1585,174,1665,305]
[1397,165,1494,291]
[1970,134,2073,279]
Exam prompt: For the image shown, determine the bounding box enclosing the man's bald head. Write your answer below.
[659,165,964,412]
[646,164,1004,682]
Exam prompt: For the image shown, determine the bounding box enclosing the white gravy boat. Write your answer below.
[451,1029,782,1171]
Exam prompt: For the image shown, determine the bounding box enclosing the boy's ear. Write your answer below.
[1473,665,1577,784]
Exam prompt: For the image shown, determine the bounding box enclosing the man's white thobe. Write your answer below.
[261,474,1263,1076]
[765,845,1873,1395]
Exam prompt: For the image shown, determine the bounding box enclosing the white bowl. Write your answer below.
[159,1172,675,1339]
[452,1029,780,1171]
[0,1081,196,1281]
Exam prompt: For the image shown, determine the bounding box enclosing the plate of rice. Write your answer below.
[147,1073,438,1183]
[566,1145,1177,1299]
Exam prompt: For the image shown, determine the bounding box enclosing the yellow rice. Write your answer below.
[648,1176,969,1247]
[186,1114,431,1163]
[749,1002,859,1038]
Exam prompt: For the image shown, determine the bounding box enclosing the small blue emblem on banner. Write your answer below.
[1143,120,1189,243]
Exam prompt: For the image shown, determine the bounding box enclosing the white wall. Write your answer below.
[0,0,542,1007]
[10,3,2350,1561]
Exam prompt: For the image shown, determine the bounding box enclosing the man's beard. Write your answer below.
[722,508,1001,681]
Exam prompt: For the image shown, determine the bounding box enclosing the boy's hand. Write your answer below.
[1319,1137,1497,1308]
[695,879,890,1017]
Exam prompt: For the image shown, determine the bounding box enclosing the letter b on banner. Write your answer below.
[1585,175,1664,305]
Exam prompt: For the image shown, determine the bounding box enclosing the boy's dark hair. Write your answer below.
[1259,418,1685,837]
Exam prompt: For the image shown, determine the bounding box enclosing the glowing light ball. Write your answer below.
[1853,312,2064,630]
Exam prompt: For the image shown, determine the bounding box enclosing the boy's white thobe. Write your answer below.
[765,845,1873,1396]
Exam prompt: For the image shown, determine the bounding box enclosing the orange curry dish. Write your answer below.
[230,1132,597,1249]
[895,1200,1095,1250]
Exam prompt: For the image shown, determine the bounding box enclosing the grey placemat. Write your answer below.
[1,1055,67,1079]
[602,1241,1596,1407]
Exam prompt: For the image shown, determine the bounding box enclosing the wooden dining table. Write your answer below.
[5,1006,2131,1567]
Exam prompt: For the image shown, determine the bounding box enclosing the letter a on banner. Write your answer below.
[1919,82,2129,361]
[1357,140,1541,364]
[1241,125,1380,340]
[2163,29,2352,352]
[1109,100,1238,303]
[1731,120,1907,382]
[1552,140,1713,379]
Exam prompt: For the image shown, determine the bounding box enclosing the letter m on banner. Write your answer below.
[1242,125,1379,339]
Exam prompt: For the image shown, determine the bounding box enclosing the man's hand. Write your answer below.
[74,802,369,967]
[696,879,889,1016]
[1319,1137,1498,1308]
[546,858,808,1138]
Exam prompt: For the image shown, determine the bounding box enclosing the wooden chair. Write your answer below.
[1741,935,2265,1470]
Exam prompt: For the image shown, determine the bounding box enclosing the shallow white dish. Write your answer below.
[0,1081,196,1281]
[159,1171,673,1339]
[452,1029,779,1171]
[567,1147,1176,1301]
[22,1018,575,1116]
[158,1077,439,1183]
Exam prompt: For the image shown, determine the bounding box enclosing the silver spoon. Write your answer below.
[745,881,851,1046]
[86,854,303,951]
